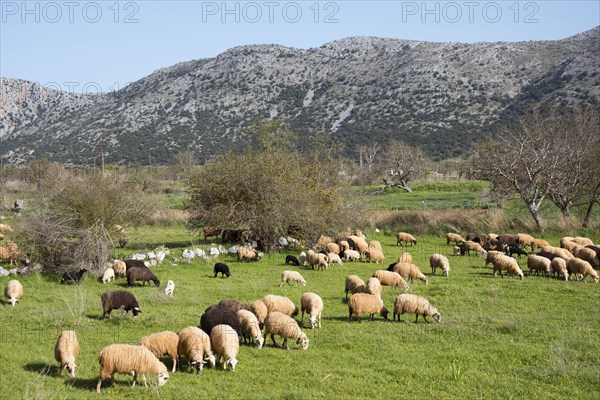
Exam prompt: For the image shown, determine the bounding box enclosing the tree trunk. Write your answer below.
[526,202,544,231]
[560,205,571,219]
[582,199,597,228]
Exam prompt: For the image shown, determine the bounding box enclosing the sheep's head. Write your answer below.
[380,307,389,320]
[518,272,524,280]
[9,297,18,306]
[422,277,429,285]
[157,371,169,387]
[309,316,317,329]
[227,358,238,372]
[432,313,441,323]
[191,360,206,374]
[256,336,264,349]
[132,307,141,317]
[64,362,77,378]
[297,333,309,350]
[207,354,216,368]
[154,279,160,287]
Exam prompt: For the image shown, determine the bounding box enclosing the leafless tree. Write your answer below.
[377,140,428,193]
[357,143,381,173]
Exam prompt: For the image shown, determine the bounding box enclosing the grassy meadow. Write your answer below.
[1,224,599,399]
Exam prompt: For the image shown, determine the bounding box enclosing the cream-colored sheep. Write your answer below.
[463,240,487,256]
[237,247,261,261]
[251,300,269,323]
[541,246,574,261]
[446,233,464,245]
[429,254,450,276]
[365,247,385,263]
[343,249,361,262]
[566,258,599,283]
[138,331,179,373]
[574,247,599,269]
[112,260,126,278]
[392,263,429,284]
[210,324,240,371]
[572,236,594,246]
[365,277,382,298]
[315,235,334,249]
[262,295,299,317]
[531,239,550,253]
[54,330,80,378]
[398,252,413,263]
[396,232,417,246]
[492,255,524,279]
[306,250,328,270]
[563,241,583,254]
[372,269,410,290]
[96,344,169,393]
[516,233,535,250]
[526,255,552,277]
[300,292,323,329]
[177,326,216,374]
[0,241,26,265]
[4,279,23,306]
[348,235,369,253]
[102,268,115,284]
[393,294,441,323]
[338,240,350,253]
[550,258,568,281]
[344,275,366,299]
[264,311,309,350]
[280,270,306,287]
[368,240,382,251]
[347,293,389,321]
[559,237,575,248]
[0,224,13,234]
[325,242,341,255]
[327,252,343,266]
[237,309,264,348]
[485,251,504,268]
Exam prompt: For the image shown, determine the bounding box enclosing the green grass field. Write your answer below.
[1,228,599,399]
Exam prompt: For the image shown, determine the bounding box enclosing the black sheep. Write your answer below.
[218,299,253,313]
[126,266,160,287]
[200,305,243,338]
[101,290,140,319]
[507,245,528,258]
[536,251,559,261]
[213,263,231,278]
[60,268,88,285]
[124,259,146,271]
[386,262,397,272]
[285,255,300,266]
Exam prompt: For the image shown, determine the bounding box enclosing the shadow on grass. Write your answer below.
[23,362,57,376]
[68,377,101,391]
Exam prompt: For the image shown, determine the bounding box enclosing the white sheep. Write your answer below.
[237,309,264,348]
[102,267,115,284]
[96,344,169,393]
[396,232,417,246]
[177,326,216,374]
[526,255,552,277]
[138,331,179,373]
[393,294,441,323]
[327,252,343,266]
[343,249,361,262]
[550,258,569,281]
[365,277,382,298]
[54,330,80,378]
[4,279,23,306]
[446,233,464,245]
[429,254,450,276]
[251,299,269,324]
[263,311,309,350]
[344,275,366,299]
[485,251,504,268]
[164,280,175,297]
[210,324,240,371]
[392,263,429,284]
[300,292,323,329]
[280,270,307,287]
[347,293,389,321]
[372,269,410,290]
[575,247,600,269]
[365,247,385,263]
[566,258,599,283]
[398,252,413,263]
[298,251,307,266]
[326,242,341,255]
[492,255,524,279]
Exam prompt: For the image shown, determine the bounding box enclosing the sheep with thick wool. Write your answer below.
[210,324,240,371]
[430,254,450,276]
[218,299,252,313]
[300,292,323,329]
[251,299,269,324]
[326,242,341,255]
[398,252,413,263]
[54,330,80,378]
[101,290,140,319]
[280,270,306,287]
[365,277,382,298]
[262,295,299,317]
[348,235,369,253]
[344,275,366,299]
[516,233,535,250]
[0,241,27,265]
[572,237,594,246]
[347,293,389,321]
[563,241,583,254]
[298,252,307,266]
[200,305,243,339]
[393,294,441,323]
[567,258,599,283]
[327,252,343,266]
[462,240,487,256]
[485,250,504,267]
[396,232,417,246]
[0,223,13,234]
[575,247,600,269]
[315,235,334,249]
[492,255,524,279]
[338,240,350,253]
[531,239,550,253]
[264,311,309,350]
[550,258,569,281]
[138,331,179,373]
[306,250,328,270]
[372,269,410,290]
[112,260,126,278]
[559,237,575,248]
[102,268,115,284]
[237,309,264,348]
[446,233,464,245]
[392,263,429,284]
[4,279,23,306]
[96,344,169,393]
[237,247,261,262]
[526,255,552,277]
[343,249,361,262]
[365,247,385,263]
[177,326,216,374]
[541,246,574,261]
[368,240,382,251]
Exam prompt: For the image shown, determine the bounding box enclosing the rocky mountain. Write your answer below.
[1,27,598,165]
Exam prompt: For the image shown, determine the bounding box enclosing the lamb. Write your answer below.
[446,233,464,245]
[285,255,300,266]
[429,254,450,276]
[101,290,141,319]
[280,270,307,287]
[452,245,461,256]
[485,251,504,267]
[344,275,366,299]
[347,293,389,321]
[392,263,429,284]
[348,235,369,253]
[506,245,528,259]
[327,252,343,266]
[566,258,599,283]
[516,233,535,250]
[343,249,361,262]
[127,266,160,287]
[526,255,552,276]
[261,294,299,317]
[372,269,410,290]
[263,311,309,350]
[492,255,524,279]
[393,294,441,323]
[138,331,179,373]
[237,247,261,261]
[60,268,88,285]
[572,236,594,246]
[550,258,569,281]
[396,232,417,246]
[164,280,175,297]
[213,263,231,278]
[96,344,169,392]
[4,279,23,306]
[112,260,126,278]
[365,247,385,263]
[300,292,323,329]
[210,325,240,371]
[177,326,216,374]
[325,242,341,255]
[541,246,574,261]
[102,268,115,284]
[365,277,382,298]
[398,252,413,263]
[200,305,243,338]
[54,330,80,378]
[237,309,264,348]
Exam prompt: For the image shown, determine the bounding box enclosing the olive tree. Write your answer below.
[377,140,428,193]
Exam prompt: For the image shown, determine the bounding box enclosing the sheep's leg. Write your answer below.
[131,371,137,387]
[171,356,177,373]
[96,379,103,393]
[415,314,419,323]
[141,374,147,387]
[423,314,429,323]
[271,334,279,348]
[283,338,289,350]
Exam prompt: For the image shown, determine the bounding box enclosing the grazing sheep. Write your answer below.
[372,269,410,290]
[507,245,528,259]
[347,293,389,321]
[531,239,550,253]
[213,263,231,278]
[326,242,341,255]
[102,268,115,284]
[218,299,252,313]
[237,247,261,262]
[315,235,334,249]
[138,331,179,373]
[125,259,147,271]
[112,261,126,278]
[298,252,307,266]
[398,252,413,263]
[396,232,417,246]
[327,252,343,266]
[4,279,23,306]
[497,234,519,248]
[101,290,141,319]
[492,255,524,279]
[96,344,169,393]
[338,240,350,253]
[452,246,461,256]
[118,236,129,249]
[348,235,369,253]
[210,325,240,371]
[572,237,594,246]
[0,241,27,265]
[164,280,175,297]
[344,275,366,299]
[541,246,574,261]
[526,255,552,276]
[127,266,160,287]
[280,270,307,287]
[559,236,575,248]
[177,326,215,374]
[365,277,382,298]
[300,292,323,329]
[200,305,243,338]
[566,258,599,283]
[485,251,504,267]
[60,268,88,285]
[306,250,328,270]
[563,241,583,254]
[536,251,560,262]
[203,226,222,241]
[365,247,385,263]
[516,233,535,250]
[237,310,264,348]
[264,311,309,350]
[285,255,300,266]
[368,240,382,251]
[430,254,450,276]
[343,249,361,262]
[466,232,482,243]
[446,233,464,245]
[392,263,429,284]
[575,247,600,269]
[550,258,569,281]
[251,300,269,324]
[54,330,80,378]
[262,294,299,317]
[393,294,441,323]
[462,240,487,257]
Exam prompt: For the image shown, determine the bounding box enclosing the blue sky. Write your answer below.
[1,1,598,92]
